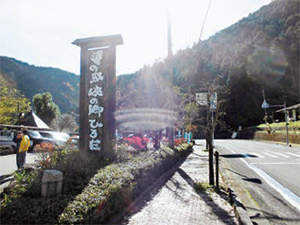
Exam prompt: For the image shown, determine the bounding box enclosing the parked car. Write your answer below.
[67,133,79,149]
[39,131,70,149]
[27,130,52,151]
[0,130,16,149]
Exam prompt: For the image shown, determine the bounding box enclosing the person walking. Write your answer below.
[13,131,22,169]
[19,130,30,168]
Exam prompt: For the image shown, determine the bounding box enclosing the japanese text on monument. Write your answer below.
[88,50,104,150]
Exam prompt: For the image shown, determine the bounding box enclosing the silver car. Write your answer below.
[39,131,70,149]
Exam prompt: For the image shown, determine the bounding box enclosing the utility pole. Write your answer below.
[207,92,214,186]
[167,10,174,148]
[199,0,212,41]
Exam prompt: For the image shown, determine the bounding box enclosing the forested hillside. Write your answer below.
[0,56,79,114]
[1,0,298,131]
[117,0,300,130]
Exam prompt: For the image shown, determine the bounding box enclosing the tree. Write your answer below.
[0,74,30,124]
[184,102,199,130]
[51,114,78,132]
[33,92,60,125]
[190,76,229,186]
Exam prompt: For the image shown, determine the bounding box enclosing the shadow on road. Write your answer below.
[177,168,237,225]
[0,174,13,185]
[221,154,258,158]
[226,168,262,184]
[109,152,191,224]
[248,206,300,225]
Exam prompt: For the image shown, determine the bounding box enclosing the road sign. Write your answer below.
[196,93,207,105]
[261,100,269,109]
[210,92,217,110]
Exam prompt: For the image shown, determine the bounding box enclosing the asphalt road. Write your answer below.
[210,139,300,225]
[0,153,38,193]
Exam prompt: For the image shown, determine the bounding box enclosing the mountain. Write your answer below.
[117,0,300,129]
[0,56,79,114]
[1,0,298,130]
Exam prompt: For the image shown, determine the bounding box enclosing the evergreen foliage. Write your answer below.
[116,0,300,130]
[0,73,30,124]
[0,56,79,114]
[33,92,61,125]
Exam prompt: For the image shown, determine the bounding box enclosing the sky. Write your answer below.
[0,0,272,76]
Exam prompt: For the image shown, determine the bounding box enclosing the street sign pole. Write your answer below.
[261,98,289,146]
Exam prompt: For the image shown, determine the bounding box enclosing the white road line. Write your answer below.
[265,151,290,158]
[285,152,300,158]
[262,152,278,158]
[250,162,300,165]
[220,145,300,212]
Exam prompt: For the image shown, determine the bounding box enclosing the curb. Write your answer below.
[218,151,270,225]
[228,187,253,225]
[108,148,192,224]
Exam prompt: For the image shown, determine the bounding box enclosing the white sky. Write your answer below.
[0,0,271,75]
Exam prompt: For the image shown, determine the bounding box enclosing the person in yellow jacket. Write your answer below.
[18,130,30,168]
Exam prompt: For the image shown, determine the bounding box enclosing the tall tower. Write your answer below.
[167,11,173,59]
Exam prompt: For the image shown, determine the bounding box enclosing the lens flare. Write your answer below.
[115,108,177,132]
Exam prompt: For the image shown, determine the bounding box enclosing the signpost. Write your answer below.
[261,99,269,109]
[73,35,123,158]
[196,92,217,186]
[210,92,217,110]
[196,92,208,106]
[261,100,289,146]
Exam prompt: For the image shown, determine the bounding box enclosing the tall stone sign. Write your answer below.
[73,35,123,158]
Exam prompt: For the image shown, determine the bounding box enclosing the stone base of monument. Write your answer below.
[41,170,63,197]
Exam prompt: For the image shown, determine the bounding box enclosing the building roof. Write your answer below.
[21,110,50,129]
[72,34,123,48]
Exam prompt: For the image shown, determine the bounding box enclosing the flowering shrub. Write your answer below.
[174,138,187,146]
[33,142,57,169]
[123,135,150,151]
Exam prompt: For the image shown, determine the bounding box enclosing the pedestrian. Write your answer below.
[13,131,22,169]
[19,130,30,168]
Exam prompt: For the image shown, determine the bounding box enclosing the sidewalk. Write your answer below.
[121,144,238,225]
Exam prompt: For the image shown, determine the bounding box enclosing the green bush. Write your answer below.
[241,121,300,144]
[0,150,110,224]
[0,143,192,224]
[59,143,192,224]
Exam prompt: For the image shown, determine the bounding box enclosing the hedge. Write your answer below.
[240,121,300,144]
[58,144,192,224]
[1,143,192,224]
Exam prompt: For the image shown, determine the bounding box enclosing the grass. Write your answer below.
[257,121,300,129]
[194,181,213,193]
[193,181,228,194]
[243,121,300,144]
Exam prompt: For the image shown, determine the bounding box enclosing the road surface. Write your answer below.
[208,139,300,225]
[0,153,38,193]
